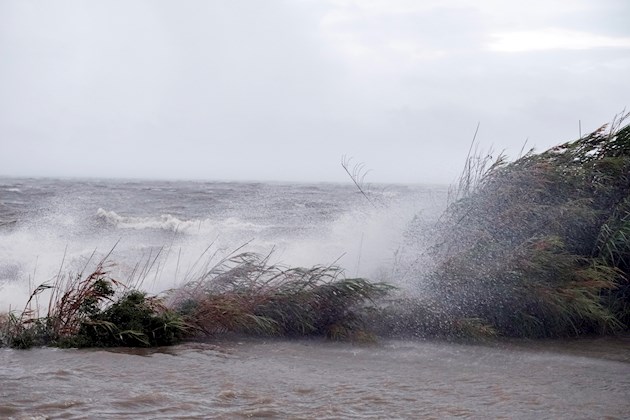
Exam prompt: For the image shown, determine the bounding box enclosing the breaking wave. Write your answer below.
[96,208,201,232]
[0,179,448,312]
[96,208,267,234]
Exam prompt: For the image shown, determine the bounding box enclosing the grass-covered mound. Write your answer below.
[407,115,630,338]
[0,253,391,348]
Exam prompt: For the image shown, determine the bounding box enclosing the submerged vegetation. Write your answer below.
[2,115,629,348]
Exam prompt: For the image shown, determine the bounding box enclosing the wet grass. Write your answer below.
[0,252,392,348]
[392,113,630,338]
[0,257,187,348]
[170,252,392,340]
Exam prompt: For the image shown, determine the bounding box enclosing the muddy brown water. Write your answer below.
[1,337,629,419]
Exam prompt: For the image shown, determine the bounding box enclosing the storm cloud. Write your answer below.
[1,0,629,183]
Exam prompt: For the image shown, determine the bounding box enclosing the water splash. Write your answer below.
[0,179,448,312]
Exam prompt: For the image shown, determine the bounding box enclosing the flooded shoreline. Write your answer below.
[2,337,629,419]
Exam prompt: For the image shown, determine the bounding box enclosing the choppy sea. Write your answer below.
[1,178,629,419]
[0,177,447,309]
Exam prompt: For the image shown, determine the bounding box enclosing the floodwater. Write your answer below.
[1,337,629,419]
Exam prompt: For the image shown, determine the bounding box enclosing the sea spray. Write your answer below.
[391,117,630,338]
[0,179,448,313]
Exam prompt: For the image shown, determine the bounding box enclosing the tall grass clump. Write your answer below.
[1,258,188,349]
[169,252,393,340]
[1,250,393,348]
[415,114,630,337]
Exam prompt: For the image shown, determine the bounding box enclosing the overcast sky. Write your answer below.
[1,0,629,184]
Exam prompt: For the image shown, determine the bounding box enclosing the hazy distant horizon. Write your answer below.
[0,170,453,187]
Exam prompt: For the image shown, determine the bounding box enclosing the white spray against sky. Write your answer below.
[0,181,445,312]
[1,0,629,184]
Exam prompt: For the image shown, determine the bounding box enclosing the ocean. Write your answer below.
[1,177,629,419]
[0,178,446,309]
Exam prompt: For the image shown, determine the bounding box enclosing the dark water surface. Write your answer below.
[1,337,629,419]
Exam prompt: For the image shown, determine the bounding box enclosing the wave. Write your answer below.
[96,208,202,232]
[96,208,268,234]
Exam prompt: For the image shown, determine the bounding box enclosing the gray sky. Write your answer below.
[1,0,629,184]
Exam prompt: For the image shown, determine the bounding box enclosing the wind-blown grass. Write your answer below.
[169,252,393,340]
[0,255,188,348]
[400,113,630,338]
[0,250,392,348]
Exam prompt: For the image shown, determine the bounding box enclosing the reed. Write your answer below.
[1,252,189,348]
[409,113,630,337]
[1,250,393,348]
[169,252,393,340]
[65,290,188,348]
